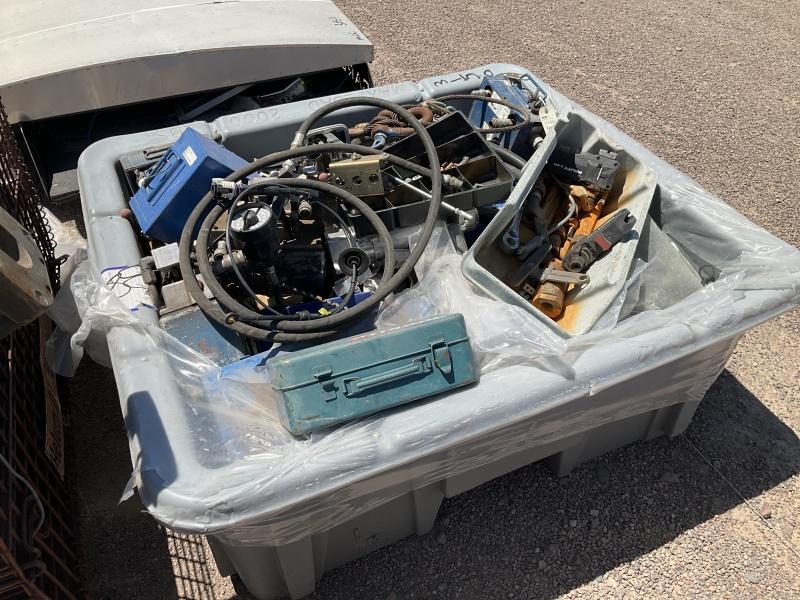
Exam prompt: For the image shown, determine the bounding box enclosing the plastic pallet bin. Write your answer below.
[56,64,800,600]
[206,336,738,600]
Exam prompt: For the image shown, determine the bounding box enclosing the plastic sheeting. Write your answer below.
[378,223,567,372]
[48,68,800,548]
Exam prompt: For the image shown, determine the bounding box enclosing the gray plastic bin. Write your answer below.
[207,335,737,600]
[67,64,800,600]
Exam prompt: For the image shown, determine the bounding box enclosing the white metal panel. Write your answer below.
[0,0,373,122]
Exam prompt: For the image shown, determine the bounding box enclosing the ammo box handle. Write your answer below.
[344,357,432,396]
[140,151,180,198]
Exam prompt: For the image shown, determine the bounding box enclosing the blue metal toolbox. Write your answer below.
[266,314,478,435]
[129,128,247,242]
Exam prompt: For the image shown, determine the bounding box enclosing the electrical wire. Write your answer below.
[549,189,577,235]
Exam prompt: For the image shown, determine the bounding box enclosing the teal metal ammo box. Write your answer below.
[267,314,477,435]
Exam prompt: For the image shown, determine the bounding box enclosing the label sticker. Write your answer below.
[101,265,154,312]
[489,91,512,121]
[182,145,197,166]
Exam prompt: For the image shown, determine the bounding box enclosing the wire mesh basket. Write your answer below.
[0,99,84,599]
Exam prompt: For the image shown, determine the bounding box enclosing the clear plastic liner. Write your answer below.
[48,77,800,547]
[378,223,567,371]
[42,207,87,279]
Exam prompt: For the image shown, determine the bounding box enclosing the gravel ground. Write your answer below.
[69,0,799,598]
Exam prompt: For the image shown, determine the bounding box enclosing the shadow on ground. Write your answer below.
[67,360,179,600]
[69,363,798,600]
[310,369,800,599]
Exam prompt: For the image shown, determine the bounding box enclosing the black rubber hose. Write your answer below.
[221,184,358,317]
[192,179,395,341]
[490,142,528,171]
[502,161,522,182]
[177,150,411,341]
[179,97,442,342]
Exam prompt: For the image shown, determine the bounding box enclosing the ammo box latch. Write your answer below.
[429,338,453,375]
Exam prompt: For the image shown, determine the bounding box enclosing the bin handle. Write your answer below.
[343,357,431,396]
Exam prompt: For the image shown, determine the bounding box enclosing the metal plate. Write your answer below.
[0,0,373,122]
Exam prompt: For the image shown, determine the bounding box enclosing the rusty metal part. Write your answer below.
[533,281,565,318]
[441,156,470,171]
[348,123,369,139]
[569,185,595,213]
[532,259,567,318]
[560,195,606,259]
[518,179,608,320]
[1,538,48,599]
[378,106,434,123]
[370,105,434,138]
[347,104,436,139]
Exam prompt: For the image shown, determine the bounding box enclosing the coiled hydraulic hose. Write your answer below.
[221,183,358,318]
[179,97,442,343]
[194,179,395,333]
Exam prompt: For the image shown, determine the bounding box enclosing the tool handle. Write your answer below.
[344,357,431,396]
[540,268,590,285]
